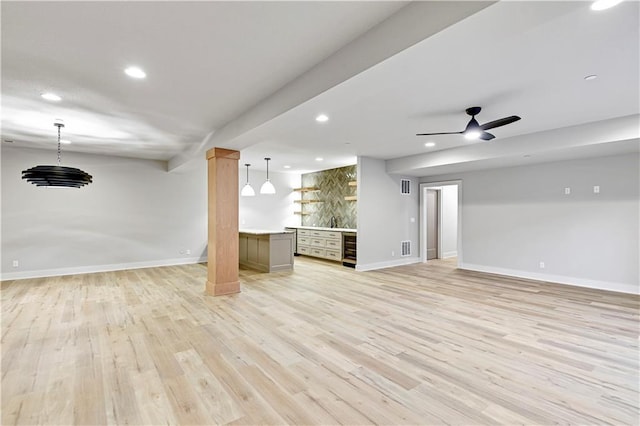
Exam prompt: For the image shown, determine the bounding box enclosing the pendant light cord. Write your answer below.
[56,124,62,166]
[245,164,250,184]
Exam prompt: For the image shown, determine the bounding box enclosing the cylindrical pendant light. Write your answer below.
[260,157,276,194]
[241,163,255,197]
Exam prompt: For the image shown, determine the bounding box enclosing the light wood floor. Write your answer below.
[2,257,638,425]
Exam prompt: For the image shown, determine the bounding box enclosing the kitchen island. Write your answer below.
[239,229,295,272]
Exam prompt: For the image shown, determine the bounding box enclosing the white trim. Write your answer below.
[442,250,458,259]
[356,256,421,272]
[1,256,207,281]
[460,262,639,295]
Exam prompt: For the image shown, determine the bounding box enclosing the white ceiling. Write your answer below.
[2,1,639,176]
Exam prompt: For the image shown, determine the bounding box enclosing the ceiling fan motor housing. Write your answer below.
[466,106,482,116]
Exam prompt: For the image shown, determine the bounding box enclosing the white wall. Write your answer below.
[438,185,458,258]
[420,154,640,294]
[357,156,420,271]
[1,146,208,280]
[238,168,301,230]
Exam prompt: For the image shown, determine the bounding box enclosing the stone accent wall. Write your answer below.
[300,165,357,229]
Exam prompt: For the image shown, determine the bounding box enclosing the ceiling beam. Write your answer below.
[386,114,640,176]
[167,1,495,171]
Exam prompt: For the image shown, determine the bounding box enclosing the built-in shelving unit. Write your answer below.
[293,187,321,217]
[345,181,357,201]
[293,187,319,192]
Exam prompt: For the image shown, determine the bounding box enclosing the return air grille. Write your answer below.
[401,240,411,256]
[401,179,411,194]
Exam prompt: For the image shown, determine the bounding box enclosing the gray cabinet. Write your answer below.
[297,229,342,262]
[239,231,294,272]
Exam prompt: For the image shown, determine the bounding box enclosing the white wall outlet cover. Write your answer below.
[593,186,600,193]
[564,187,571,195]
[410,217,415,223]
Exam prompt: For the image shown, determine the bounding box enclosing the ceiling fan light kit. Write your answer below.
[417,106,521,142]
[21,121,93,188]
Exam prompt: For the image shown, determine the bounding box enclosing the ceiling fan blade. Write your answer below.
[479,132,495,141]
[416,131,462,136]
[479,115,521,131]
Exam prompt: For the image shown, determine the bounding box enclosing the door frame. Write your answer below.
[419,180,462,265]
[425,188,441,261]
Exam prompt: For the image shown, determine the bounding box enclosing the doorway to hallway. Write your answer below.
[419,181,461,265]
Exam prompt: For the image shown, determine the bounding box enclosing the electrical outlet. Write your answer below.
[593,185,600,194]
[539,261,545,269]
[12,260,19,268]
[186,249,191,255]
[391,250,395,257]
[564,187,571,195]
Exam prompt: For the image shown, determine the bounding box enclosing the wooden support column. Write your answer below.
[206,147,241,296]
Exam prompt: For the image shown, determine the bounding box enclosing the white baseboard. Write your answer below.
[460,262,639,295]
[0,256,207,281]
[356,256,421,272]
[442,250,458,259]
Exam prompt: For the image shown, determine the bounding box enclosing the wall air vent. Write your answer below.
[401,179,411,194]
[401,240,411,257]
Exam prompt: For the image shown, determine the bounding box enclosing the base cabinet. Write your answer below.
[239,231,294,272]
[297,229,342,262]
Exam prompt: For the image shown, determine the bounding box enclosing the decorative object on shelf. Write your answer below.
[21,120,93,188]
[260,157,276,194]
[240,163,255,197]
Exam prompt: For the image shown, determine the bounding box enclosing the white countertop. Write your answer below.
[285,226,357,233]
[239,229,294,235]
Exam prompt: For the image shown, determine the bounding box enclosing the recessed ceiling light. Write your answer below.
[283,165,291,169]
[584,74,598,81]
[591,0,623,11]
[124,66,146,79]
[315,114,329,123]
[60,139,71,145]
[315,157,323,161]
[424,142,436,148]
[41,92,62,102]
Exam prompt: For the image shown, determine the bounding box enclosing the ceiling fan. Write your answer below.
[416,107,521,141]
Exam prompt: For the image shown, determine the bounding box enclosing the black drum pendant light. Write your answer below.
[22,121,93,188]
